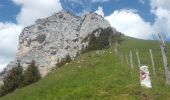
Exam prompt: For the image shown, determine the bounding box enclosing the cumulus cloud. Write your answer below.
[12,0,62,26]
[103,0,170,39]
[105,9,154,39]
[95,6,104,17]
[0,23,22,70]
[152,8,170,38]
[150,0,170,10]
[150,0,170,39]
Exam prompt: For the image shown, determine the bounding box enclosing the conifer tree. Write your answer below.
[0,62,23,96]
[23,60,41,86]
[87,34,98,51]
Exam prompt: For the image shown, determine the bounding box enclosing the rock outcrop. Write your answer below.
[1,11,119,77]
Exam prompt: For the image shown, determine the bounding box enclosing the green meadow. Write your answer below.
[1,36,170,100]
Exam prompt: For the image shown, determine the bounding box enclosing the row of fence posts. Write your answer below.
[114,47,156,78]
[113,33,170,85]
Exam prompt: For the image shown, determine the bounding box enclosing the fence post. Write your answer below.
[130,50,134,70]
[121,53,124,63]
[115,41,118,56]
[158,33,170,84]
[136,49,141,67]
[149,49,156,76]
[126,53,129,65]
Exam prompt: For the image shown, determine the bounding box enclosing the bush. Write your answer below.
[22,60,41,86]
[56,55,72,68]
[76,52,80,57]
[111,32,123,45]
[65,54,72,63]
[56,58,65,68]
[80,45,88,54]
[0,62,23,96]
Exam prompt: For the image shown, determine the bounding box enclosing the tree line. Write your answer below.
[0,60,41,97]
[85,27,123,52]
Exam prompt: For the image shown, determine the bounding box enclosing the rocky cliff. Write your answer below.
[1,11,119,77]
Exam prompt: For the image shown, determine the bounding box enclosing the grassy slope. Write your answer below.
[1,36,170,100]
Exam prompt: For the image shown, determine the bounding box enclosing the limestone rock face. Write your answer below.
[1,11,118,77]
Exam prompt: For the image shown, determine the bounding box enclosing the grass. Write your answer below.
[1,36,170,99]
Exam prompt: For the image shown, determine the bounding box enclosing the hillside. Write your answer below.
[1,36,170,100]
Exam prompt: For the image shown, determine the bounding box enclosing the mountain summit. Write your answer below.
[1,11,119,77]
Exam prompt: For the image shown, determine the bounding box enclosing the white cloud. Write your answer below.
[150,0,170,10]
[104,0,170,40]
[95,6,104,17]
[105,9,154,39]
[0,23,22,71]
[0,64,7,72]
[12,0,62,26]
[0,23,22,54]
[150,0,170,38]
[152,8,170,38]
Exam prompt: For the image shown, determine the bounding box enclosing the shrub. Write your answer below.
[111,32,123,45]
[56,54,72,68]
[56,59,65,68]
[65,54,72,63]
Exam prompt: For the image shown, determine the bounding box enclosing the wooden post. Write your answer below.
[158,33,170,84]
[115,41,118,56]
[130,50,134,70]
[126,53,129,65]
[50,56,52,70]
[149,49,156,76]
[136,49,141,67]
[121,53,124,62]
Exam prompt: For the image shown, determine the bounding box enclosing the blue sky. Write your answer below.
[0,0,170,70]
[1,0,154,23]
[61,0,155,22]
[0,0,20,23]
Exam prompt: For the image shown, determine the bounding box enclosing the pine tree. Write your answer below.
[0,62,23,96]
[87,34,98,51]
[23,60,41,86]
